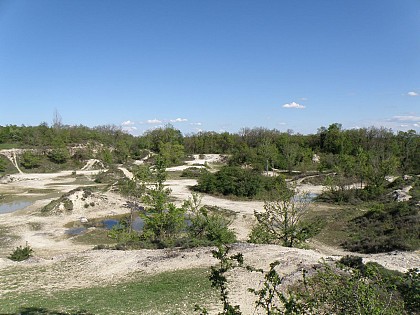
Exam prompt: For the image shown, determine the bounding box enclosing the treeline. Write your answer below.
[0,123,419,174]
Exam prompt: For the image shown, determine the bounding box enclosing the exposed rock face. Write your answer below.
[391,186,413,202]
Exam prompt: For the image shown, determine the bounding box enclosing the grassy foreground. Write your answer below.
[0,268,216,315]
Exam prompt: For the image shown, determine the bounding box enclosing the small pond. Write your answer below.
[103,217,144,231]
[0,201,33,214]
[65,215,190,235]
[65,227,87,235]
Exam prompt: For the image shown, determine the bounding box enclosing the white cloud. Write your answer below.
[121,126,138,135]
[146,119,162,124]
[123,126,137,131]
[282,102,305,109]
[390,115,420,122]
[407,91,418,96]
[170,118,188,123]
[190,122,202,126]
[121,120,135,126]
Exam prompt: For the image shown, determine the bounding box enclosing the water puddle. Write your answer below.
[0,201,32,214]
[65,227,87,235]
[103,217,144,231]
[103,219,119,229]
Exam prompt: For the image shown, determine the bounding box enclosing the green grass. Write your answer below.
[304,203,365,248]
[71,229,118,246]
[0,268,216,315]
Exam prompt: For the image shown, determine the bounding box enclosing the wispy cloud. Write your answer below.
[170,118,188,123]
[122,126,137,132]
[389,115,420,122]
[407,91,418,96]
[190,122,202,126]
[121,120,135,126]
[146,119,162,124]
[282,102,305,109]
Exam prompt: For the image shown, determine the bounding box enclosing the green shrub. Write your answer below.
[188,207,236,245]
[8,243,34,261]
[342,201,420,253]
[195,166,288,199]
[48,148,70,164]
[248,223,276,244]
[20,151,42,169]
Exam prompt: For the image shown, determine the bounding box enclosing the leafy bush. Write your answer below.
[249,191,314,247]
[342,201,420,253]
[195,166,288,199]
[187,207,236,246]
[20,151,42,169]
[296,262,406,314]
[8,243,34,261]
[48,148,70,164]
[196,245,412,315]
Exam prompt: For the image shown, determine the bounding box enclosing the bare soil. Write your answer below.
[0,156,418,312]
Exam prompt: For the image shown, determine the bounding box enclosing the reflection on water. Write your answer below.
[65,227,87,235]
[103,219,119,229]
[103,217,145,231]
[0,201,32,214]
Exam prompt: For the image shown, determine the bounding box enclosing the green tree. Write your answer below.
[364,154,399,195]
[140,156,186,245]
[114,140,130,164]
[159,142,185,166]
[99,148,113,164]
[252,190,311,247]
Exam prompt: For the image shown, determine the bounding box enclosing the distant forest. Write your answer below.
[0,122,419,175]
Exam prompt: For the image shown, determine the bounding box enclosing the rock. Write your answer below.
[391,190,411,202]
[80,217,88,223]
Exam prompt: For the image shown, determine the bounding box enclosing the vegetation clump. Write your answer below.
[103,158,237,250]
[41,187,97,215]
[197,245,417,315]
[8,243,34,261]
[342,201,420,253]
[195,166,288,199]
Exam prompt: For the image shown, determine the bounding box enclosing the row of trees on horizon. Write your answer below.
[0,122,418,175]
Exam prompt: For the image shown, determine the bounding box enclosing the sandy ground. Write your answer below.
[0,156,418,313]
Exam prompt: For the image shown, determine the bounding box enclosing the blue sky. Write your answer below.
[0,0,419,135]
